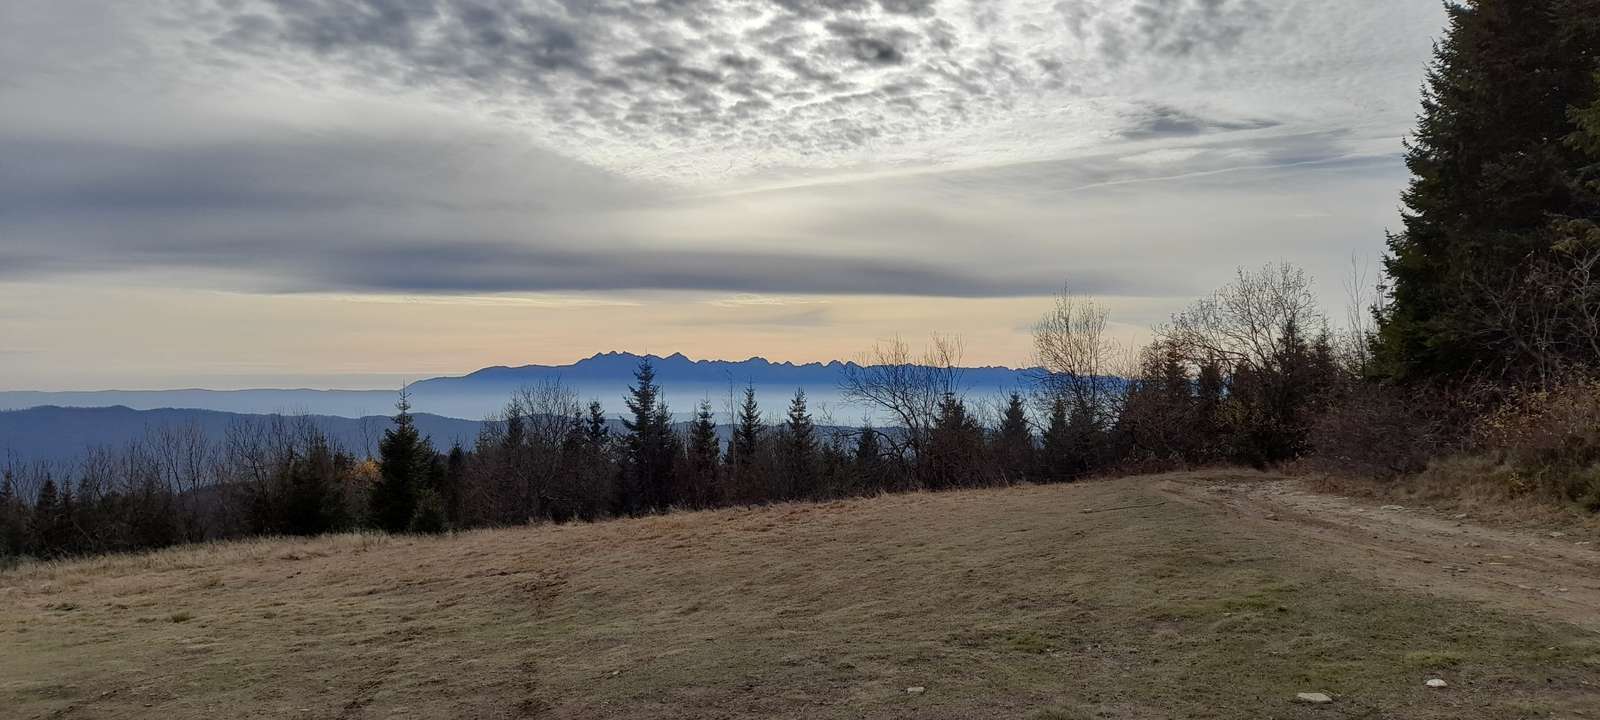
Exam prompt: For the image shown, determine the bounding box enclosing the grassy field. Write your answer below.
[3,473,1597,719]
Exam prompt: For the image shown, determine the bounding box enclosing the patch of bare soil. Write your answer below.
[1157,472,1600,633]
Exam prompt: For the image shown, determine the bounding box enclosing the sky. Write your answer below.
[0,0,1448,390]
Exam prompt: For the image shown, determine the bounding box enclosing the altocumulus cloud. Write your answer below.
[0,0,1445,300]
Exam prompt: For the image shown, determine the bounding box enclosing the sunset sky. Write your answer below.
[2,0,1447,390]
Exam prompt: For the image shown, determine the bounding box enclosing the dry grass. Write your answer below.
[1307,455,1600,535]
[3,476,1597,719]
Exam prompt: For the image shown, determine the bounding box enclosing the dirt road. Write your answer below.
[1156,472,1600,634]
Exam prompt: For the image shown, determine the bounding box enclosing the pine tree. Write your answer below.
[284,437,348,536]
[852,424,888,494]
[31,477,65,557]
[782,389,818,499]
[370,390,437,533]
[731,386,762,465]
[925,393,985,489]
[1379,0,1600,382]
[1039,396,1072,484]
[621,359,675,512]
[727,386,765,502]
[0,471,27,559]
[993,392,1035,483]
[442,443,466,527]
[1193,356,1226,462]
[817,436,850,499]
[584,400,610,445]
[684,400,721,508]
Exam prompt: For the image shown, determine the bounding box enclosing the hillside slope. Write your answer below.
[3,473,1597,719]
[0,406,489,467]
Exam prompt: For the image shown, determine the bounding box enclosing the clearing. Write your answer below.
[3,472,1598,719]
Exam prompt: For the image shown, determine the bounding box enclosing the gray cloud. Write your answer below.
[0,0,1441,306]
[189,0,1290,160]
[1120,103,1279,140]
[1065,0,1275,65]
[0,121,1169,298]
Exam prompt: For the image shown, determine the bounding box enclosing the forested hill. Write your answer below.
[0,406,489,468]
[0,352,1039,419]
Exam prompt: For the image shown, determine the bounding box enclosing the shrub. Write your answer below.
[1473,379,1600,510]
[1309,383,1466,480]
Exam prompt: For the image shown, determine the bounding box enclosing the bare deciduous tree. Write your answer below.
[1163,262,1326,373]
[1031,290,1123,427]
[840,334,964,463]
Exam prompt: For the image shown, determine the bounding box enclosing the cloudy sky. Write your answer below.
[1,0,1446,389]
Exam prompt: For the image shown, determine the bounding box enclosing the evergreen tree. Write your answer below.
[817,436,850,499]
[1235,317,1319,466]
[782,389,818,499]
[1193,357,1226,462]
[727,386,765,502]
[442,443,466,527]
[852,424,888,494]
[683,400,721,508]
[731,386,762,465]
[31,477,66,557]
[1038,396,1073,484]
[0,471,27,558]
[621,359,676,512]
[584,400,610,445]
[370,390,437,533]
[1379,0,1600,381]
[283,438,348,536]
[992,393,1035,483]
[925,393,986,489]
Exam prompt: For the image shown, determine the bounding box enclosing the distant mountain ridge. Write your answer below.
[0,352,1041,420]
[0,405,854,470]
[426,351,1036,387]
[0,405,490,468]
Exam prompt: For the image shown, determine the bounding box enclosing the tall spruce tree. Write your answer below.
[993,393,1035,483]
[684,400,721,508]
[925,393,985,489]
[731,386,762,465]
[782,389,819,499]
[31,477,65,557]
[1038,396,1072,484]
[370,390,437,533]
[1379,0,1600,381]
[621,359,675,512]
[284,437,348,536]
[727,385,764,501]
[584,400,610,445]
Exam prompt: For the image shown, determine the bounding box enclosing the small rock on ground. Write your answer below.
[905,687,926,695]
[1295,692,1334,704]
[1425,678,1448,688]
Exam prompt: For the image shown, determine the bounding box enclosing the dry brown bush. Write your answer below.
[1472,379,1600,510]
[1308,382,1465,480]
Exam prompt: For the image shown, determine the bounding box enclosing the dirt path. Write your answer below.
[1156,472,1600,634]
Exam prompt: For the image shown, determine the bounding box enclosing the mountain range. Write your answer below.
[0,352,1039,421]
[0,405,490,469]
